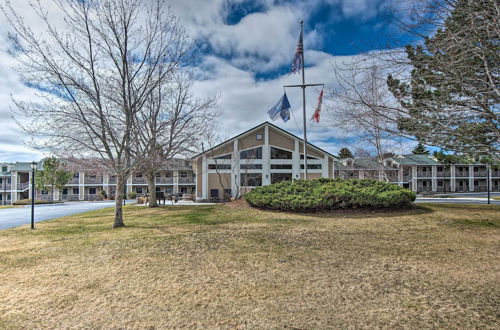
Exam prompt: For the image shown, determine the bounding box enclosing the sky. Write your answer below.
[0,0,420,162]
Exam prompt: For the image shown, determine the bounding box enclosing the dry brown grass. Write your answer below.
[0,202,499,329]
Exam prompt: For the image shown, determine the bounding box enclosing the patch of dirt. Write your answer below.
[225,198,251,209]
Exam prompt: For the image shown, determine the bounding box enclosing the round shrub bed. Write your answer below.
[245,178,416,212]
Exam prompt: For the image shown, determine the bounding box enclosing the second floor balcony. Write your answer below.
[179,177,195,184]
[84,176,103,184]
[156,177,173,184]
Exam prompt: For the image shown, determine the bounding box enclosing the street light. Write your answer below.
[30,161,37,229]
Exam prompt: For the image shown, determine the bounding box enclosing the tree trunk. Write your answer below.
[147,172,158,208]
[113,177,125,228]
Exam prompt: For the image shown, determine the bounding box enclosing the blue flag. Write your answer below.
[267,93,291,123]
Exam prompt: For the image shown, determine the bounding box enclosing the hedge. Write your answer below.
[13,199,64,205]
[244,178,416,212]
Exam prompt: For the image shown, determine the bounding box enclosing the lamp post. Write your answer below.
[30,161,37,229]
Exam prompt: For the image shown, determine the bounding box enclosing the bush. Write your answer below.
[100,190,108,199]
[127,192,137,199]
[13,199,63,205]
[245,179,416,212]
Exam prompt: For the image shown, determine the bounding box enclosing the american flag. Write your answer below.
[291,30,303,74]
[311,89,323,123]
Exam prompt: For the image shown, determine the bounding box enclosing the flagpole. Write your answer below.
[300,20,308,180]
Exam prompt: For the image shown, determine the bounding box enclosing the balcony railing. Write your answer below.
[436,171,451,177]
[1,184,12,190]
[455,172,469,177]
[473,171,488,177]
[84,194,99,201]
[84,177,103,184]
[179,177,195,184]
[156,177,173,184]
[68,178,79,184]
[417,172,432,177]
[109,177,117,184]
[61,194,80,201]
[132,177,146,184]
[18,182,30,190]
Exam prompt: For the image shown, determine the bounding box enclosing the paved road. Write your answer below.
[416,197,500,205]
[0,201,122,230]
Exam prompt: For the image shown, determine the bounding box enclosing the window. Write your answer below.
[7,194,11,200]
[270,147,292,159]
[89,187,97,195]
[240,147,262,159]
[62,188,68,195]
[214,154,232,159]
[135,187,142,194]
[89,174,97,179]
[135,173,142,178]
[422,181,427,187]
[210,189,219,198]
[0,194,2,201]
[300,154,319,160]
[165,187,173,194]
[437,167,443,172]
[42,190,48,195]
[474,180,479,186]
[73,172,79,178]
[0,178,2,184]
[438,181,443,186]
[300,164,322,169]
[2,166,7,172]
[180,187,188,194]
[180,172,188,177]
[240,164,262,170]
[155,172,162,177]
[474,167,479,172]
[208,164,231,170]
[73,188,79,195]
[271,164,292,169]
[256,134,263,140]
[166,171,172,177]
[271,173,292,184]
[156,187,161,192]
[241,173,262,186]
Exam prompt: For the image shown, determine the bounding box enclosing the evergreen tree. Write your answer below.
[338,147,354,159]
[387,0,499,157]
[412,143,430,155]
[36,157,72,203]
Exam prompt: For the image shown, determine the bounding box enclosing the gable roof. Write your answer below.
[192,121,337,159]
[394,154,441,165]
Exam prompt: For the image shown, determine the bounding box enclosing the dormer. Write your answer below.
[341,158,354,167]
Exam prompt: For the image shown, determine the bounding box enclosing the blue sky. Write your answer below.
[0,0,421,162]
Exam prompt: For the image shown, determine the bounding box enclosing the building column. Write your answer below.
[202,155,208,199]
[359,170,365,179]
[322,155,329,178]
[262,124,271,185]
[411,166,418,192]
[53,188,59,201]
[398,168,403,186]
[173,170,179,193]
[79,172,85,200]
[431,165,437,192]
[469,165,474,192]
[378,170,383,181]
[450,165,456,191]
[231,139,239,198]
[11,172,18,203]
[126,175,133,194]
[103,174,109,195]
[28,171,32,200]
[292,139,300,180]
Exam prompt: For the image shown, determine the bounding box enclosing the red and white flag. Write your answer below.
[311,89,323,123]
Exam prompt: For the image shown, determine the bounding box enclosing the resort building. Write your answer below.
[192,122,338,200]
[0,159,195,205]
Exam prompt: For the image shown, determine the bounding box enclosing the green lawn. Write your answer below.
[0,205,22,209]
[0,202,499,328]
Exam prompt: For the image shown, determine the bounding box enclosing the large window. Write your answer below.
[300,164,322,169]
[271,147,292,159]
[208,164,231,170]
[300,154,319,159]
[89,187,97,195]
[241,173,262,186]
[271,164,292,169]
[214,154,232,159]
[271,173,292,184]
[210,189,219,198]
[240,164,262,170]
[240,147,262,159]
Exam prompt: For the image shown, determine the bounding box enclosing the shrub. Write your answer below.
[100,190,108,199]
[127,192,137,199]
[245,179,416,212]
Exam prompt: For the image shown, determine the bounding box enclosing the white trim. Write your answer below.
[202,155,208,199]
[231,139,239,197]
[262,125,270,185]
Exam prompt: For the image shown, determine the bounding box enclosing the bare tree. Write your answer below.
[135,71,217,207]
[328,64,404,179]
[2,0,191,227]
